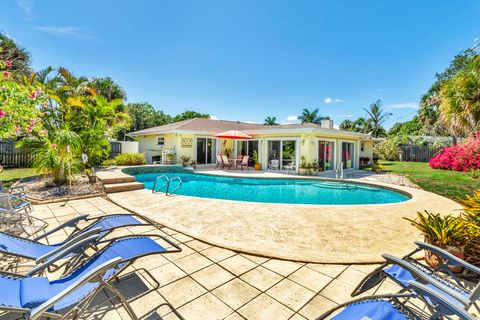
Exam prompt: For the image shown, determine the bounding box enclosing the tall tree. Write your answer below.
[339,119,356,131]
[173,110,209,122]
[438,56,480,137]
[89,77,127,101]
[298,108,329,124]
[264,116,278,125]
[363,100,391,137]
[419,48,477,135]
[354,117,373,133]
[0,33,31,76]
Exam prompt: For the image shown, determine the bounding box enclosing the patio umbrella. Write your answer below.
[214,130,252,164]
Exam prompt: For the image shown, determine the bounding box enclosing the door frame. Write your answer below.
[264,138,299,171]
[314,138,337,172]
[194,136,217,164]
[339,139,357,169]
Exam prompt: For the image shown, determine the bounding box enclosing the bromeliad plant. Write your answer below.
[404,211,473,247]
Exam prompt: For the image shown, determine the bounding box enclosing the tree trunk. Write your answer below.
[58,157,66,184]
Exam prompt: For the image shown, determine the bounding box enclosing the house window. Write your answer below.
[157,137,165,146]
[360,143,365,152]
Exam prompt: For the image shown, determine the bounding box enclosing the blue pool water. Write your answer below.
[132,172,410,205]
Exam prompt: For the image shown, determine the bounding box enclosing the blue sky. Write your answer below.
[3,0,480,128]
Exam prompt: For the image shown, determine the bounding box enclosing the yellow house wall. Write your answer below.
[359,140,374,162]
[138,131,366,169]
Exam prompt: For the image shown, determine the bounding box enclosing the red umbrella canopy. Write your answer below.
[214,130,252,140]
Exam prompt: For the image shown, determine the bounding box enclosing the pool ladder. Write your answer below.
[152,175,182,195]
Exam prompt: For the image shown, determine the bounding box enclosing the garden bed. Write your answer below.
[16,175,105,203]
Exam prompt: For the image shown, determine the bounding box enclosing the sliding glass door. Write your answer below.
[342,142,355,169]
[236,140,259,166]
[318,141,334,171]
[196,138,217,164]
[267,140,296,169]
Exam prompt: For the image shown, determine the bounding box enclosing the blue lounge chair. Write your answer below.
[352,241,480,313]
[318,281,476,320]
[0,214,181,276]
[0,236,185,320]
[0,192,33,214]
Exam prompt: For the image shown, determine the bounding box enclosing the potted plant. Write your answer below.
[252,150,262,170]
[310,161,320,176]
[166,153,175,164]
[191,160,197,169]
[460,191,480,266]
[181,155,191,167]
[404,211,472,272]
[299,156,308,175]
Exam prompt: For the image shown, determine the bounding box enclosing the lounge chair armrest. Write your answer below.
[35,227,103,264]
[414,241,480,275]
[27,257,122,320]
[33,214,89,241]
[409,281,477,320]
[382,254,471,307]
[28,234,102,276]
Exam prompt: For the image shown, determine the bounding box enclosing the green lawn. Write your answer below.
[0,168,39,187]
[379,161,480,201]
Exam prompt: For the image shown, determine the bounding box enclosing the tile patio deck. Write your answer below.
[26,197,399,320]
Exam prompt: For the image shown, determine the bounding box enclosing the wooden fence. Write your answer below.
[399,145,442,162]
[0,140,122,168]
[0,140,32,168]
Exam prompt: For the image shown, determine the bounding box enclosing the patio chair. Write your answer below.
[283,161,296,174]
[238,155,249,170]
[221,155,232,169]
[0,213,173,276]
[318,280,476,320]
[0,181,27,199]
[0,236,185,320]
[236,154,244,166]
[351,241,480,313]
[216,154,224,168]
[0,192,33,214]
[268,159,279,171]
[0,208,48,238]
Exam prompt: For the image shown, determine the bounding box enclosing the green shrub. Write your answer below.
[468,169,480,180]
[103,153,146,166]
[374,140,400,161]
[102,159,117,166]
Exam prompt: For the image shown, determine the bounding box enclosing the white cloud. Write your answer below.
[324,97,345,104]
[386,102,419,109]
[244,121,257,124]
[17,0,32,17]
[34,26,99,41]
[286,115,298,121]
[335,114,353,118]
[209,115,219,120]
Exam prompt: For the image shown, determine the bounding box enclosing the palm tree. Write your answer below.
[339,119,356,131]
[264,116,278,125]
[438,56,480,137]
[0,33,31,76]
[298,108,329,124]
[354,117,373,133]
[363,100,391,137]
[89,77,127,101]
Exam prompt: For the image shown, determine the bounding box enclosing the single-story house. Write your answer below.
[127,118,374,172]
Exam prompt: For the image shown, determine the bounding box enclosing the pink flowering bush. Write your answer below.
[0,59,45,138]
[429,133,480,171]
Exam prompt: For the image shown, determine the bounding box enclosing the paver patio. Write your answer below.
[27,197,398,320]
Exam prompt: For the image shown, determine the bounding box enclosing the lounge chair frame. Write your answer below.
[319,281,476,320]
[0,235,185,320]
[352,241,480,312]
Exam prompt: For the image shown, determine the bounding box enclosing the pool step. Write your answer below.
[104,182,144,193]
[97,173,135,184]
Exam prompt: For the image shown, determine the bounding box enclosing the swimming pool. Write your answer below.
[132,171,410,205]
